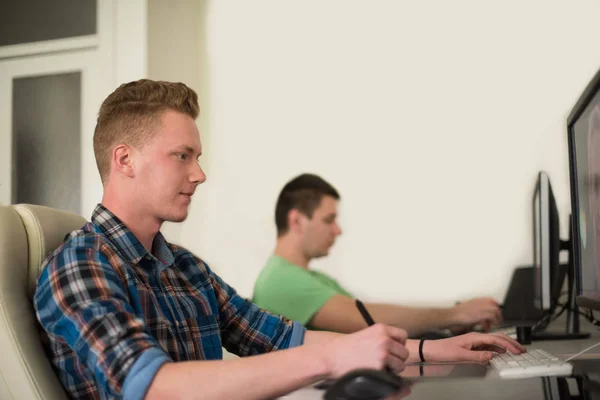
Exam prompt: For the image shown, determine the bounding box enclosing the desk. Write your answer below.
[283,318,600,399]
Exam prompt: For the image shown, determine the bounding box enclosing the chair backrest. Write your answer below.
[0,204,86,400]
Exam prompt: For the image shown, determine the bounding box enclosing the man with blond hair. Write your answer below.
[34,79,524,400]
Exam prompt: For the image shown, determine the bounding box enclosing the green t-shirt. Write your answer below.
[253,255,353,327]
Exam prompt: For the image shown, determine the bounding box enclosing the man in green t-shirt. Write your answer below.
[253,174,503,337]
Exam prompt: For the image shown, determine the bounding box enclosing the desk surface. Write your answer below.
[283,318,600,399]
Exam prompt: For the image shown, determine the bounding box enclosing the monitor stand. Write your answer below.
[533,236,590,341]
[531,266,590,341]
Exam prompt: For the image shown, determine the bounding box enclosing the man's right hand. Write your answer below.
[449,297,502,333]
[322,324,409,377]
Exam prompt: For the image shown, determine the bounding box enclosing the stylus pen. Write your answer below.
[355,299,395,373]
[356,299,376,325]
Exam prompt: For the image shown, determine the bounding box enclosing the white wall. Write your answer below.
[151,1,600,306]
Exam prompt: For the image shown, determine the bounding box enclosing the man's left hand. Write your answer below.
[422,332,526,363]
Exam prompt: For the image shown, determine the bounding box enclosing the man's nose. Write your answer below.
[191,162,207,184]
[334,222,342,236]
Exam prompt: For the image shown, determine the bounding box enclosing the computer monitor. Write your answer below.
[568,67,600,311]
[530,171,589,340]
[532,171,564,313]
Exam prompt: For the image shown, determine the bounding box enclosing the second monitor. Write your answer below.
[531,171,589,340]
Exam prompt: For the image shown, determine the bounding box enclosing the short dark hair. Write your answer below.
[275,174,340,236]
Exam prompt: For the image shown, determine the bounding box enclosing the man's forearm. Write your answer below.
[304,330,343,345]
[309,295,457,335]
[146,344,330,400]
[367,303,455,337]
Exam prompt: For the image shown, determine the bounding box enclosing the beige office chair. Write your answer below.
[0,204,86,400]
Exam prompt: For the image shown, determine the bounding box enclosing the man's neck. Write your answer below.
[274,237,310,269]
[101,197,161,253]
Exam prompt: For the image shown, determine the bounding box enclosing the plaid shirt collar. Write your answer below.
[91,203,174,267]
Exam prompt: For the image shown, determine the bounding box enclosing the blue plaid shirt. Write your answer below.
[34,204,305,400]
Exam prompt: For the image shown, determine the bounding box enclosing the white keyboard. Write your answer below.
[490,349,572,379]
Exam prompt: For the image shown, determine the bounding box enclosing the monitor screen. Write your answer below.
[568,68,600,310]
[532,171,564,312]
[533,172,550,310]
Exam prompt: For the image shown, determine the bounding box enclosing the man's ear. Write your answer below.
[288,209,305,233]
[112,144,135,178]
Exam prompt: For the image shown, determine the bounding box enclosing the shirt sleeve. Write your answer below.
[201,262,306,356]
[253,265,339,326]
[34,238,172,398]
[122,348,171,400]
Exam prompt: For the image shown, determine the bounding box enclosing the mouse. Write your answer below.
[323,368,405,400]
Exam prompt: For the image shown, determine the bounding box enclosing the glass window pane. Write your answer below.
[12,72,82,213]
[0,0,96,46]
